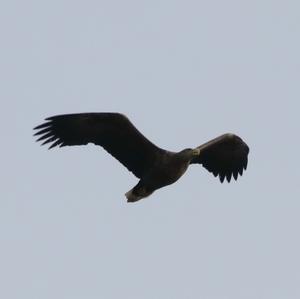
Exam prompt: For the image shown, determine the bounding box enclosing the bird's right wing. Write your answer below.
[190,133,249,182]
[34,113,165,178]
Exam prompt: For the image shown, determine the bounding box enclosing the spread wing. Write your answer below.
[191,133,249,183]
[33,113,165,178]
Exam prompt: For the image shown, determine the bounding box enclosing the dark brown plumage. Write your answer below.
[34,113,249,202]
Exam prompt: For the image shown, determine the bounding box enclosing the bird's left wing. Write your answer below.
[190,133,249,183]
[33,113,165,178]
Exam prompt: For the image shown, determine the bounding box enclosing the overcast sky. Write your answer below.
[1,0,300,298]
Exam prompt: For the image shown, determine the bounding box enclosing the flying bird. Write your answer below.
[34,113,249,202]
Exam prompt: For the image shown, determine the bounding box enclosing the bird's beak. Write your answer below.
[192,148,201,156]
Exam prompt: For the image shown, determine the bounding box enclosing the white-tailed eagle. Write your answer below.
[34,113,249,202]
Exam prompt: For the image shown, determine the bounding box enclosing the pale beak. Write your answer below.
[192,148,201,156]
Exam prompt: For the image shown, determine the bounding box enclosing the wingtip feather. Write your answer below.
[33,122,52,130]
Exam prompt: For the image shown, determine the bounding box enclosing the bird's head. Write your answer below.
[179,148,200,160]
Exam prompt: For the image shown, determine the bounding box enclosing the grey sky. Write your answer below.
[1,0,300,298]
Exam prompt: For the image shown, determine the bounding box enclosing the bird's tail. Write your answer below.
[125,185,153,203]
[125,189,143,202]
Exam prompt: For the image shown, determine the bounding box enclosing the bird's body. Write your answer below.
[34,113,249,202]
[125,149,199,201]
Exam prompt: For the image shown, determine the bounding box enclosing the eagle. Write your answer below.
[34,113,249,202]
